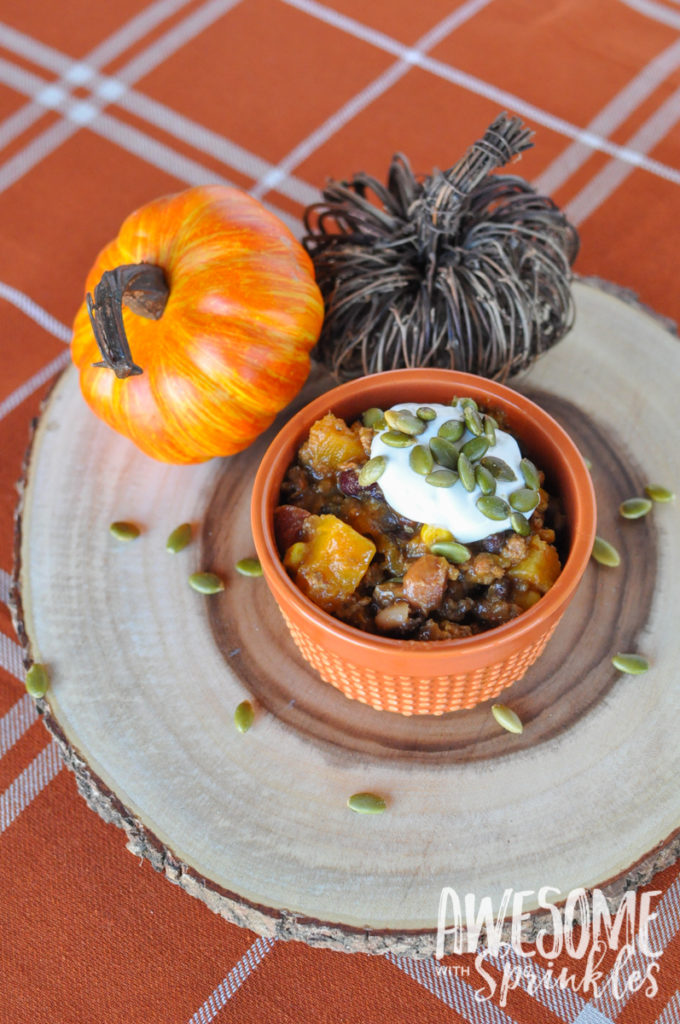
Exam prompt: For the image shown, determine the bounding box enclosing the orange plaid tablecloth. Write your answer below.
[1,0,679,1020]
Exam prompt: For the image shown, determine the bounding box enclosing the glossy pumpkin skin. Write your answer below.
[71,186,324,464]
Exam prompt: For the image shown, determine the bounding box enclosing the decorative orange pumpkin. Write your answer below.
[71,186,324,463]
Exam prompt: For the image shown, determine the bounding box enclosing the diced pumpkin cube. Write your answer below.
[508,537,561,594]
[298,413,366,476]
[284,514,375,609]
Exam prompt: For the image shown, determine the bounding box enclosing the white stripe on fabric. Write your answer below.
[0,350,71,423]
[483,945,585,1023]
[535,37,680,197]
[187,935,277,1024]
[0,694,38,759]
[655,990,680,1024]
[566,84,680,224]
[618,0,680,29]
[0,632,25,683]
[0,568,11,606]
[388,954,518,1024]
[280,0,680,187]
[252,0,496,198]
[0,740,62,833]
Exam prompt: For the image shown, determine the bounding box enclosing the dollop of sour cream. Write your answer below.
[370,402,524,543]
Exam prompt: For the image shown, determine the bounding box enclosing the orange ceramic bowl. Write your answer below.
[251,369,596,715]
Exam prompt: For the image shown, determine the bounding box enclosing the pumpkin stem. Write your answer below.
[87,263,169,379]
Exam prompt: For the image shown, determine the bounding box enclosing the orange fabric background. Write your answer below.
[0,0,679,1021]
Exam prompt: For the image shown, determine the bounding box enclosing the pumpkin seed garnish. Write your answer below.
[384,409,426,436]
[481,456,517,481]
[592,536,621,567]
[381,430,416,448]
[110,521,140,542]
[477,494,511,520]
[460,397,478,411]
[483,415,497,445]
[235,557,263,577]
[438,418,465,443]
[519,458,540,490]
[25,663,49,699]
[362,407,385,429]
[461,436,490,462]
[510,511,531,536]
[417,406,436,421]
[475,465,496,495]
[425,469,458,488]
[409,445,434,476]
[430,540,471,563]
[619,497,653,519]
[166,522,192,554]
[450,396,460,407]
[429,436,459,469]
[645,483,674,503]
[509,488,540,513]
[347,792,387,814]
[491,703,523,734]
[612,652,649,674]
[189,572,225,594]
[358,455,387,486]
[234,699,255,732]
[458,453,476,492]
[463,404,484,437]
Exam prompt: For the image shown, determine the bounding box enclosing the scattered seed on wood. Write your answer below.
[109,521,140,542]
[188,572,224,594]
[612,653,649,674]
[592,536,621,567]
[234,700,255,732]
[25,663,49,699]
[619,497,653,519]
[347,792,387,814]
[645,484,674,503]
[235,558,263,577]
[491,703,523,734]
[166,522,192,553]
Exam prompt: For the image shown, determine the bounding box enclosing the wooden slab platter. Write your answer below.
[12,279,680,955]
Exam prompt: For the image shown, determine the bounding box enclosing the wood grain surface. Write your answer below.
[13,279,680,954]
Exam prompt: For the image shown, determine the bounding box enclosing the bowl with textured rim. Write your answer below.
[251,369,596,715]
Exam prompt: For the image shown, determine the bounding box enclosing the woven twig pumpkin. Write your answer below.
[303,113,579,382]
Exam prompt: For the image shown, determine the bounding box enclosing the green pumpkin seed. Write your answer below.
[362,407,385,429]
[583,456,593,471]
[619,497,653,520]
[481,456,517,482]
[461,436,490,462]
[510,511,531,536]
[429,436,458,469]
[166,522,192,554]
[509,488,540,514]
[460,397,478,411]
[430,540,471,563]
[520,458,541,490]
[475,465,496,495]
[358,455,387,486]
[476,495,511,520]
[347,792,387,814]
[110,521,140,542]
[384,409,426,436]
[450,396,460,407]
[425,469,458,488]
[592,536,621,567]
[235,557,263,578]
[417,406,436,421]
[463,404,484,437]
[484,415,497,445]
[25,663,49,699]
[381,430,416,448]
[458,453,476,492]
[612,652,649,674]
[234,699,255,732]
[491,703,523,734]
[409,445,434,476]
[645,483,674,503]
[189,572,225,594]
[438,418,465,443]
